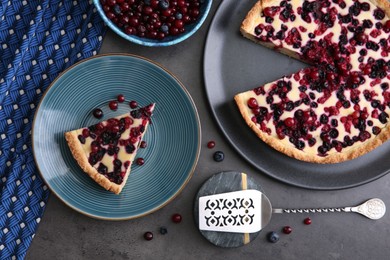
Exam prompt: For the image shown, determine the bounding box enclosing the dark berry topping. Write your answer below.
[78,135,86,144]
[125,144,136,154]
[329,128,339,139]
[372,126,381,135]
[373,9,385,20]
[97,163,108,175]
[320,114,329,124]
[379,112,389,124]
[360,3,370,11]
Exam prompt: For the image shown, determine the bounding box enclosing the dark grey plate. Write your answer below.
[203,0,390,190]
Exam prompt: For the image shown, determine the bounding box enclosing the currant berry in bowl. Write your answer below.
[94,0,212,46]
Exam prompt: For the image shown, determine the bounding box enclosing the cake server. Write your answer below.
[198,190,386,234]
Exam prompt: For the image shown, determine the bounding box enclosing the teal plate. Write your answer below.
[32,54,201,220]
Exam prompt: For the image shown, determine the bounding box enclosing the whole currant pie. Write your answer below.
[235,0,390,163]
[65,103,155,194]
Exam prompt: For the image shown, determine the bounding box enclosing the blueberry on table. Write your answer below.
[159,226,168,235]
[267,231,280,243]
[213,151,224,162]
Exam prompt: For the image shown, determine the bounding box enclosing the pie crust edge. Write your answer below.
[64,131,128,194]
[234,94,390,163]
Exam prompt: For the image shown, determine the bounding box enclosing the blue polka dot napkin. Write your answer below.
[0,0,106,258]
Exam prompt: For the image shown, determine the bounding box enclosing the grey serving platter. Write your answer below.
[203,0,390,190]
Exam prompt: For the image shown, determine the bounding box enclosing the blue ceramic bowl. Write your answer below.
[93,0,212,47]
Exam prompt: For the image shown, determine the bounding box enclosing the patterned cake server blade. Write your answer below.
[199,190,386,234]
[198,190,272,233]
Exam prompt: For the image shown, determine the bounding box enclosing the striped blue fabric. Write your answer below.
[0,0,106,259]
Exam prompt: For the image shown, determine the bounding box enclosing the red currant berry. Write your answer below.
[172,213,182,223]
[247,97,258,108]
[129,100,138,109]
[109,100,118,110]
[91,144,99,153]
[282,226,292,234]
[82,129,90,138]
[93,108,103,119]
[140,141,147,148]
[144,231,153,241]
[136,157,145,166]
[304,217,312,225]
[117,94,125,102]
[207,141,216,149]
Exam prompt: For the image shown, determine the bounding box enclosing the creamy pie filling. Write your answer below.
[240,0,390,157]
[71,104,154,184]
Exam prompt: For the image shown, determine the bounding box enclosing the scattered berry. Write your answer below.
[172,213,182,223]
[117,94,125,103]
[140,140,147,148]
[144,231,153,241]
[282,226,292,234]
[207,141,216,149]
[159,226,168,235]
[213,151,224,162]
[129,100,138,109]
[92,108,103,119]
[267,231,280,243]
[304,217,312,225]
[109,100,118,110]
[136,157,145,166]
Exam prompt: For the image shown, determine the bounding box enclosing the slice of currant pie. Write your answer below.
[235,0,390,163]
[65,103,155,194]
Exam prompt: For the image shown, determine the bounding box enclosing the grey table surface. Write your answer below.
[26,1,390,259]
